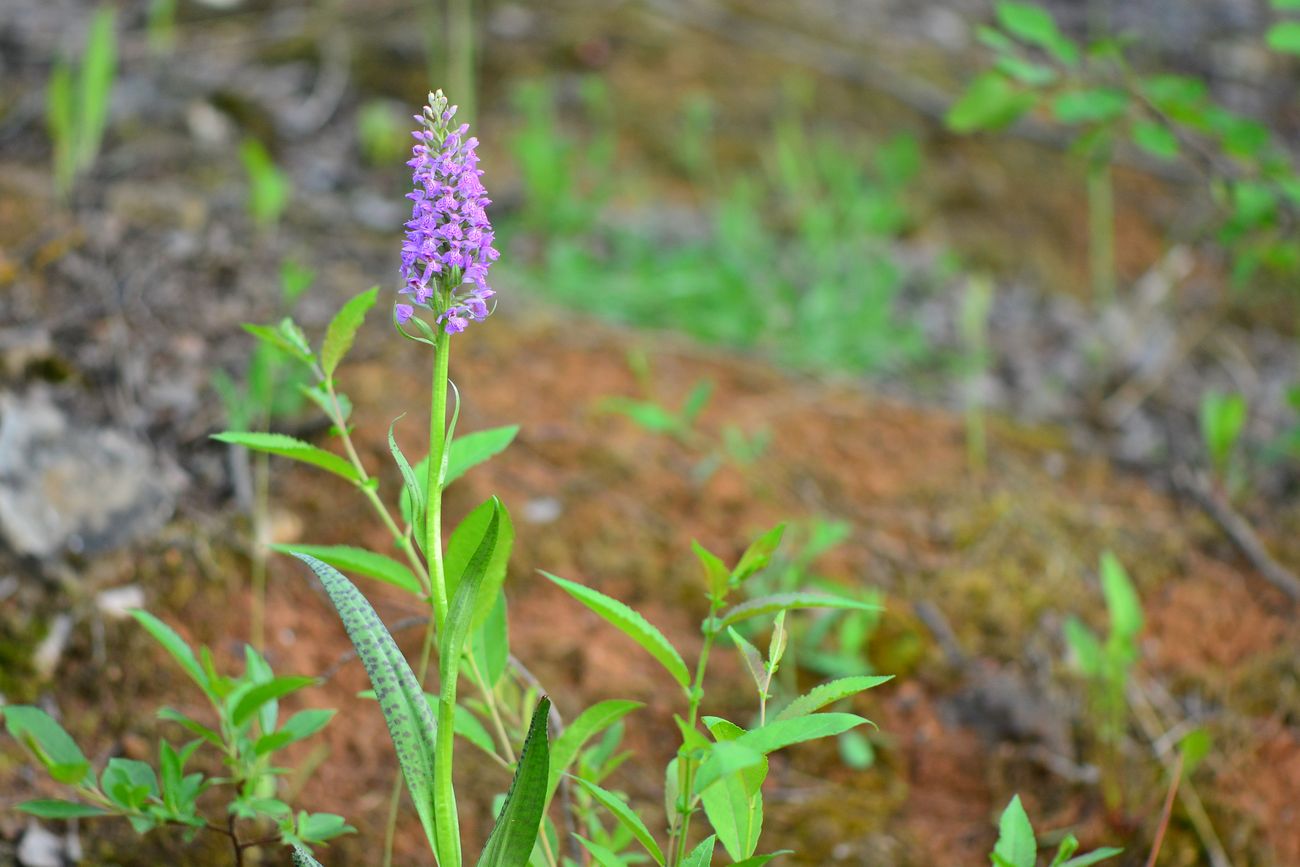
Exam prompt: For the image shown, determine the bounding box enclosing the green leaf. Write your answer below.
[1131,121,1179,160]
[542,572,691,689]
[730,852,793,866]
[390,417,426,554]
[240,137,291,227]
[1099,552,1142,640]
[292,846,325,867]
[130,610,207,692]
[681,836,717,867]
[731,524,786,584]
[243,322,314,365]
[700,719,765,861]
[297,811,354,843]
[450,703,497,757]
[157,707,223,749]
[3,706,93,786]
[293,554,440,851]
[991,795,1036,867]
[1059,848,1123,866]
[446,498,515,629]
[254,708,335,756]
[272,544,421,596]
[727,627,767,696]
[1051,88,1130,125]
[446,425,520,486]
[693,541,731,603]
[1063,617,1103,677]
[210,432,360,483]
[574,836,629,867]
[995,1,1078,65]
[476,697,552,867]
[948,72,1037,133]
[440,500,502,674]
[715,592,881,631]
[230,676,316,728]
[17,800,110,819]
[469,591,510,689]
[573,777,665,865]
[774,675,894,721]
[1273,0,1300,8]
[1179,728,1212,775]
[102,758,158,809]
[695,714,869,792]
[321,287,379,378]
[1267,21,1300,54]
[547,700,644,803]
[77,7,117,171]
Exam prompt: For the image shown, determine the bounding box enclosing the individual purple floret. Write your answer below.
[397,90,499,334]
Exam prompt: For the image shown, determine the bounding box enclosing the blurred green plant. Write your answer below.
[211,260,315,649]
[1267,0,1300,55]
[1199,390,1248,492]
[357,100,409,168]
[2,611,348,860]
[504,80,930,375]
[1063,551,1143,809]
[46,7,116,200]
[989,794,1122,866]
[240,138,292,229]
[949,0,1300,291]
[147,0,178,57]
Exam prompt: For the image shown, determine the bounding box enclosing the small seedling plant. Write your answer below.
[1199,390,1248,495]
[3,612,348,860]
[989,795,1121,866]
[1063,551,1143,811]
[47,6,116,200]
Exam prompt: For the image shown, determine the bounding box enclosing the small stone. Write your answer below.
[17,821,64,867]
[95,584,145,620]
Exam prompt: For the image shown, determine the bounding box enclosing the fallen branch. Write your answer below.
[1173,465,1300,603]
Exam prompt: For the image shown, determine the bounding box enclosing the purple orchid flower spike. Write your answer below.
[397,90,499,335]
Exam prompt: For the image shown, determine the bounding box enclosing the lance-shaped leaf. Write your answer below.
[476,698,552,867]
[211,432,360,483]
[700,719,764,861]
[714,593,880,631]
[573,777,664,865]
[229,676,316,728]
[389,417,426,555]
[992,795,1036,867]
[446,426,520,485]
[774,675,893,722]
[293,554,439,850]
[543,572,690,689]
[547,700,643,802]
[446,498,515,629]
[694,714,870,792]
[320,286,378,378]
[130,610,207,692]
[2,706,93,786]
[17,800,110,819]
[681,836,717,867]
[271,544,421,597]
[730,524,785,585]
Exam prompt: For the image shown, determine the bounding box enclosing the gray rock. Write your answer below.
[0,392,177,558]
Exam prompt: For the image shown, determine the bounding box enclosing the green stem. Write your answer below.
[426,330,451,628]
[668,611,719,866]
[1087,154,1116,308]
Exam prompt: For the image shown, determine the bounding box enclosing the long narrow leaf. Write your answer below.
[271,544,421,596]
[542,572,690,689]
[446,425,519,485]
[573,777,665,865]
[476,698,552,867]
[547,700,643,802]
[211,432,360,483]
[774,675,893,722]
[293,554,439,849]
[715,593,880,630]
[389,417,426,555]
[320,286,378,377]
